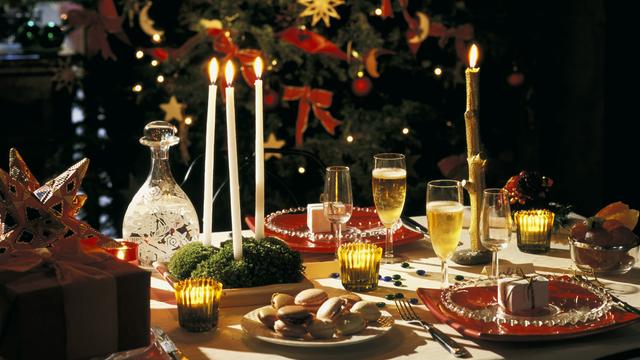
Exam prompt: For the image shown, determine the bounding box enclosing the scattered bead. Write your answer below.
[401,262,410,268]
[416,269,426,276]
[383,276,393,282]
[393,280,403,287]
[376,302,386,308]
[392,274,402,280]
[394,293,404,299]
[455,275,465,281]
[409,298,419,305]
[330,272,340,279]
[385,294,396,300]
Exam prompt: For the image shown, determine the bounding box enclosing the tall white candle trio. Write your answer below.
[202,57,265,260]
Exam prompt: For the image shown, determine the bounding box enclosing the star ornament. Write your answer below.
[264,133,286,160]
[298,0,345,27]
[160,96,185,122]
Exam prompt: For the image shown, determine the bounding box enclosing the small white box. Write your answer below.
[307,203,332,233]
[498,275,549,314]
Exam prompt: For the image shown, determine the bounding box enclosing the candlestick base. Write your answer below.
[451,249,491,265]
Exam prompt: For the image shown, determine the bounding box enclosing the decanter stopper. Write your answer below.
[122,121,200,267]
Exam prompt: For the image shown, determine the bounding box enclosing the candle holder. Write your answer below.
[174,278,223,332]
[337,243,382,292]
[103,241,139,264]
[513,210,555,254]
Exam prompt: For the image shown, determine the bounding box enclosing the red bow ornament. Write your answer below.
[210,29,262,86]
[278,27,348,61]
[429,22,475,62]
[66,0,129,60]
[283,86,342,146]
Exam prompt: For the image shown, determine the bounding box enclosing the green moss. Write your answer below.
[191,237,305,288]
[168,242,217,280]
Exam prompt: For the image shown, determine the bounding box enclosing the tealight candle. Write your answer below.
[174,278,223,332]
[513,210,555,254]
[104,241,139,264]
[337,243,382,292]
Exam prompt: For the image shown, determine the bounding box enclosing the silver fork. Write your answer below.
[395,299,471,358]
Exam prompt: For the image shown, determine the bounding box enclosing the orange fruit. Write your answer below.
[595,202,638,231]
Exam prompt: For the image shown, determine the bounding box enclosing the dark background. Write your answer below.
[1,0,637,236]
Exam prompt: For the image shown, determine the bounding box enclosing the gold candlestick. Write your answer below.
[452,44,491,265]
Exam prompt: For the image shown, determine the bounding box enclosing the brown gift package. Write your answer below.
[0,257,150,359]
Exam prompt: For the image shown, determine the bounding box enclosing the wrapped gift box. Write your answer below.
[498,274,549,314]
[0,255,150,360]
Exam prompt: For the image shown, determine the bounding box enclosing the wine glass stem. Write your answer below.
[491,251,499,279]
[336,222,342,248]
[384,227,393,259]
[441,259,449,288]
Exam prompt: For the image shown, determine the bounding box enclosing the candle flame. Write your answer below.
[208,58,219,84]
[254,57,263,79]
[225,61,235,86]
[469,44,479,68]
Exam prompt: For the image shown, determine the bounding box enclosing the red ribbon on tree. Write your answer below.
[145,32,207,63]
[278,27,347,61]
[282,86,342,146]
[66,0,129,60]
[209,29,262,86]
[381,0,393,18]
[429,23,474,62]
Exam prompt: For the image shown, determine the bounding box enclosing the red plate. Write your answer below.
[245,207,423,253]
[417,282,640,342]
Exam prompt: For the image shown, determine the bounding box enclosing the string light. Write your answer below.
[402,127,410,135]
[434,67,443,76]
[346,135,354,143]
[151,60,159,67]
[446,121,453,127]
[374,8,383,16]
[356,70,364,78]
[351,50,359,58]
[298,166,306,174]
[300,25,306,30]
[132,84,142,92]
[152,33,162,43]
[271,59,278,66]
[156,75,165,83]
[135,50,144,59]
[184,116,193,125]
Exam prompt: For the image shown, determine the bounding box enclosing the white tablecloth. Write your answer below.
[150,217,640,360]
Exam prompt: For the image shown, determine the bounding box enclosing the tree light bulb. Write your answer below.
[374,8,382,16]
[156,75,165,83]
[298,167,306,174]
[184,116,193,125]
[402,127,410,135]
[151,60,159,67]
[135,50,144,59]
[434,67,443,76]
[357,71,364,78]
[346,135,354,143]
[132,84,142,93]
[152,33,162,43]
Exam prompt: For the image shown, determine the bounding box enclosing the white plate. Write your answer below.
[241,308,394,348]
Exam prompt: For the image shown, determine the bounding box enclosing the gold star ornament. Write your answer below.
[264,133,285,160]
[160,96,185,122]
[298,0,345,27]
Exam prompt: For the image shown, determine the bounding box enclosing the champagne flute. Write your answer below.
[427,180,464,288]
[323,166,353,250]
[480,188,512,279]
[372,153,407,264]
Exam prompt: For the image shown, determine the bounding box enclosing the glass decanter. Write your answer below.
[123,121,200,267]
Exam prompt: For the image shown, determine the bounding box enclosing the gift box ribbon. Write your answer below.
[504,268,538,310]
[0,247,118,359]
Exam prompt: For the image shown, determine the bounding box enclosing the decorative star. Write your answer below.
[264,133,286,160]
[160,96,185,122]
[0,149,115,253]
[298,0,345,27]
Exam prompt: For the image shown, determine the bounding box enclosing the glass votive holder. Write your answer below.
[513,210,555,254]
[174,278,223,332]
[103,241,139,264]
[337,243,382,292]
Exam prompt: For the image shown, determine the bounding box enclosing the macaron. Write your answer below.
[334,313,367,336]
[271,293,295,310]
[316,297,346,321]
[273,320,307,338]
[350,301,381,322]
[339,293,362,309]
[276,305,312,326]
[294,289,328,312]
[308,318,336,339]
[257,306,278,329]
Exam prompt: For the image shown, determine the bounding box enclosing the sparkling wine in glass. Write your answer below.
[427,180,464,288]
[323,166,353,250]
[480,188,512,279]
[372,153,407,264]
